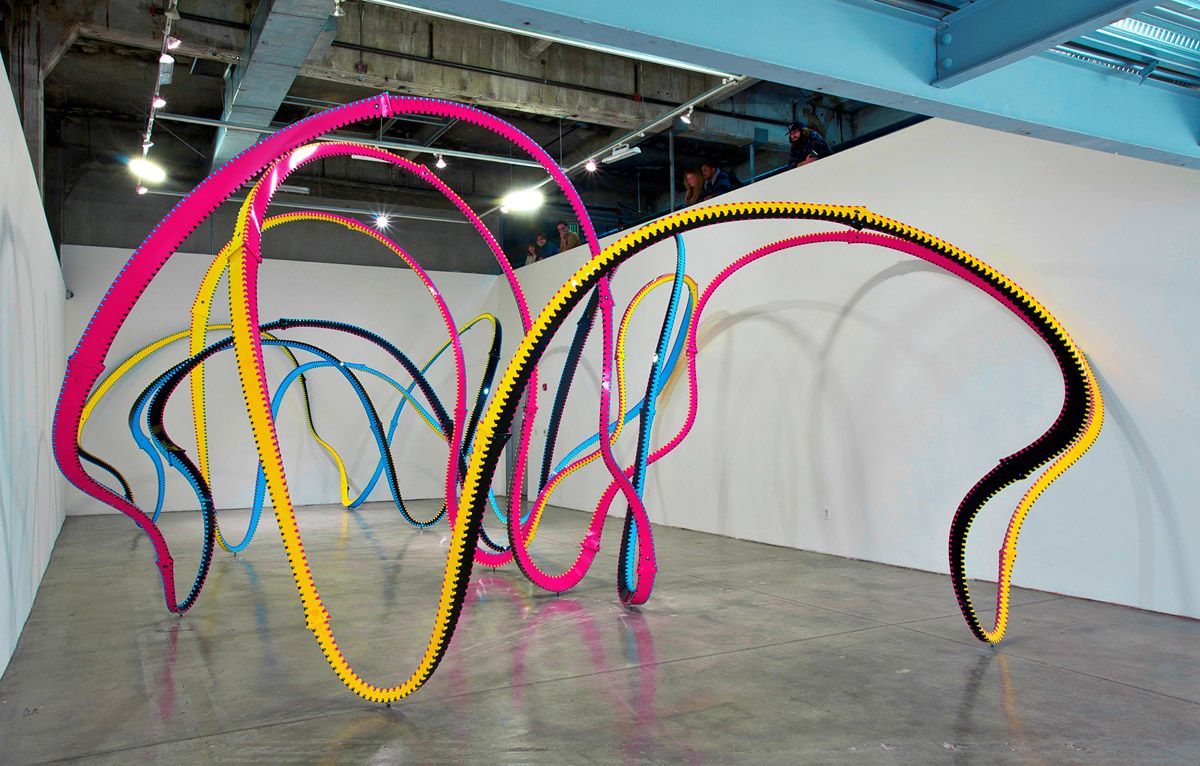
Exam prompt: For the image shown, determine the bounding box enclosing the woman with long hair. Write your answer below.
[683,169,702,207]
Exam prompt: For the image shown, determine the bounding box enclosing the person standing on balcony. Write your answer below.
[787,121,830,169]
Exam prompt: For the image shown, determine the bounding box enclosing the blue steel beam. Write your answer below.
[933,0,1159,87]
[211,0,336,167]
[397,0,1200,169]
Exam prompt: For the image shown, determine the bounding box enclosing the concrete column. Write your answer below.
[3,3,75,197]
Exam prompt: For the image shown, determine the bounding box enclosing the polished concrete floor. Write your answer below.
[1,501,1197,764]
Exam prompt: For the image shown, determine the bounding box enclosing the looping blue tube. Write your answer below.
[545,286,694,484]
[261,359,507,534]
[129,376,172,523]
[132,334,508,548]
[621,235,689,588]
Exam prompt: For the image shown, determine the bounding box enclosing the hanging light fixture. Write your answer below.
[435,154,447,169]
[680,106,693,125]
[601,143,641,164]
[332,0,346,18]
[139,0,178,180]
[374,213,392,230]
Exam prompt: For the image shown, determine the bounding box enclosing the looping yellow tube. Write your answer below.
[222,181,1100,701]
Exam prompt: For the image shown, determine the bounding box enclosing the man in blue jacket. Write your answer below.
[699,162,734,201]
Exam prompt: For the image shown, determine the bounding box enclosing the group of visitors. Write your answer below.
[522,220,582,265]
[682,122,831,207]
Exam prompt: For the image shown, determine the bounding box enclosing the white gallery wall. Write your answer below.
[62,245,496,515]
[0,61,66,675]
[489,119,1200,621]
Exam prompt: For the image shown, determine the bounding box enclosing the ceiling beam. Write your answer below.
[212,0,337,167]
[933,0,1159,87]
[403,0,1200,169]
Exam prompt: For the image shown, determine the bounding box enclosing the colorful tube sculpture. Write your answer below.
[54,95,1103,703]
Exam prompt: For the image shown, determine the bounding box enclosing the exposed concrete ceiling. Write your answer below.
[7,0,915,273]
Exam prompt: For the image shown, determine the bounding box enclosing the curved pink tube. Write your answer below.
[586,230,1049,545]
[505,277,674,592]
[594,278,657,604]
[54,95,600,611]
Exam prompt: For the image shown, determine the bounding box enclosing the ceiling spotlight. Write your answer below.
[165,36,182,51]
[435,154,447,169]
[601,143,641,164]
[152,96,167,109]
[374,213,391,230]
[141,140,155,153]
[499,205,510,214]
[128,156,167,184]
[500,188,544,212]
[136,184,148,195]
[332,0,345,17]
[584,158,597,172]
[680,106,693,125]
[159,52,175,65]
